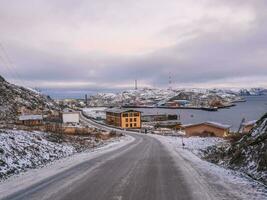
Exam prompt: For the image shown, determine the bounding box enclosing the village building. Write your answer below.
[106,108,141,129]
[181,121,231,137]
[241,120,257,134]
[155,120,182,129]
[142,114,178,122]
[18,115,43,126]
[62,111,80,124]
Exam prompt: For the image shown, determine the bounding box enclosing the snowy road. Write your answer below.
[1,115,266,200]
[1,133,218,200]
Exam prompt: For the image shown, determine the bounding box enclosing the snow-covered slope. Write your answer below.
[0,75,60,122]
[0,129,113,179]
[204,113,267,185]
[0,130,74,179]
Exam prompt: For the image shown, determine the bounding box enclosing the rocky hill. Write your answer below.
[204,113,267,185]
[0,75,60,122]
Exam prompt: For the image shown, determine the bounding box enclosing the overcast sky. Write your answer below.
[0,0,267,91]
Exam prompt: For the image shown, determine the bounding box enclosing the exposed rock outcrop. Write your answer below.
[204,113,267,185]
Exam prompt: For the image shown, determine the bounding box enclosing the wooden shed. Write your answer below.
[18,115,43,126]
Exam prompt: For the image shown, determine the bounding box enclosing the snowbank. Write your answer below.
[153,135,267,199]
[0,130,75,179]
[166,136,225,156]
[0,129,120,179]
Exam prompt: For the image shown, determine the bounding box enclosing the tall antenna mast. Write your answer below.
[168,72,172,90]
[135,80,138,90]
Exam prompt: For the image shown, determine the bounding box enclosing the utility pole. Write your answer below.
[168,72,172,90]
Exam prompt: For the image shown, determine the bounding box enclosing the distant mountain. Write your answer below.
[204,113,267,184]
[239,88,267,96]
[0,75,60,122]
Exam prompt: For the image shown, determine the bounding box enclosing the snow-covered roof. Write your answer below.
[242,120,257,126]
[62,111,80,114]
[105,108,141,114]
[19,115,43,121]
[182,121,231,130]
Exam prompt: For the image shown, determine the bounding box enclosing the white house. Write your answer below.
[62,111,80,124]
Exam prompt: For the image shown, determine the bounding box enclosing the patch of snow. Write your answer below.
[0,133,133,199]
[83,107,107,120]
[0,130,75,179]
[153,135,267,199]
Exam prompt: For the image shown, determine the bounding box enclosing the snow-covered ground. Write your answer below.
[0,132,133,198]
[0,130,75,179]
[164,136,226,156]
[0,129,123,180]
[83,107,107,120]
[153,135,267,199]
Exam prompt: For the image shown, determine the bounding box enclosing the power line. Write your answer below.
[0,42,25,86]
[0,48,17,82]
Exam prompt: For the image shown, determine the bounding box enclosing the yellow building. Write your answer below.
[106,108,141,129]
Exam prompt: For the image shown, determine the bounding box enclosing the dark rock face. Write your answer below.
[0,75,5,82]
[0,75,60,122]
[204,113,267,185]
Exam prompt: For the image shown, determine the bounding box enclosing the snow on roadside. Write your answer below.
[0,129,122,180]
[0,130,75,179]
[153,135,267,199]
[166,136,226,156]
[0,134,134,199]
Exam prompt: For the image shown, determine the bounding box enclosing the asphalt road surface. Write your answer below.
[1,115,238,200]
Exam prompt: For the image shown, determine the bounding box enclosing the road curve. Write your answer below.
[1,114,238,200]
[3,133,196,200]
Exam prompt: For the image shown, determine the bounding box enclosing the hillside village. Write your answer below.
[0,75,123,179]
[85,87,266,109]
[0,74,266,188]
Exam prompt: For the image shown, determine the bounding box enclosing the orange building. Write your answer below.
[106,108,141,129]
[182,121,231,137]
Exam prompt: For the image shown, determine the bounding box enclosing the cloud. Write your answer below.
[0,0,266,91]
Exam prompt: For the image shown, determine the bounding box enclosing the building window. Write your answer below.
[126,124,129,127]
[122,113,128,117]
[130,118,133,122]
[134,118,137,122]
[130,123,132,127]
[129,113,133,117]
[126,118,128,122]
[134,123,137,127]
[134,113,139,116]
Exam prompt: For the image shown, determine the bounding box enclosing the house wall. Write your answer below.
[243,125,254,134]
[21,120,43,126]
[184,124,228,137]
[62,113,80,123]
[106,112,121,127]
[106,111,141,129]
[121,112,141,129]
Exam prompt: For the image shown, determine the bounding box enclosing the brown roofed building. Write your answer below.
[106,108,141,129]
[241,120,257,134]
[182,121,231,137]
[18,115,43,126]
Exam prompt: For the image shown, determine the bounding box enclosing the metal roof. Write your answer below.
[182,121,231,130]
[105,108,141,114]
[19,115,43,121]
